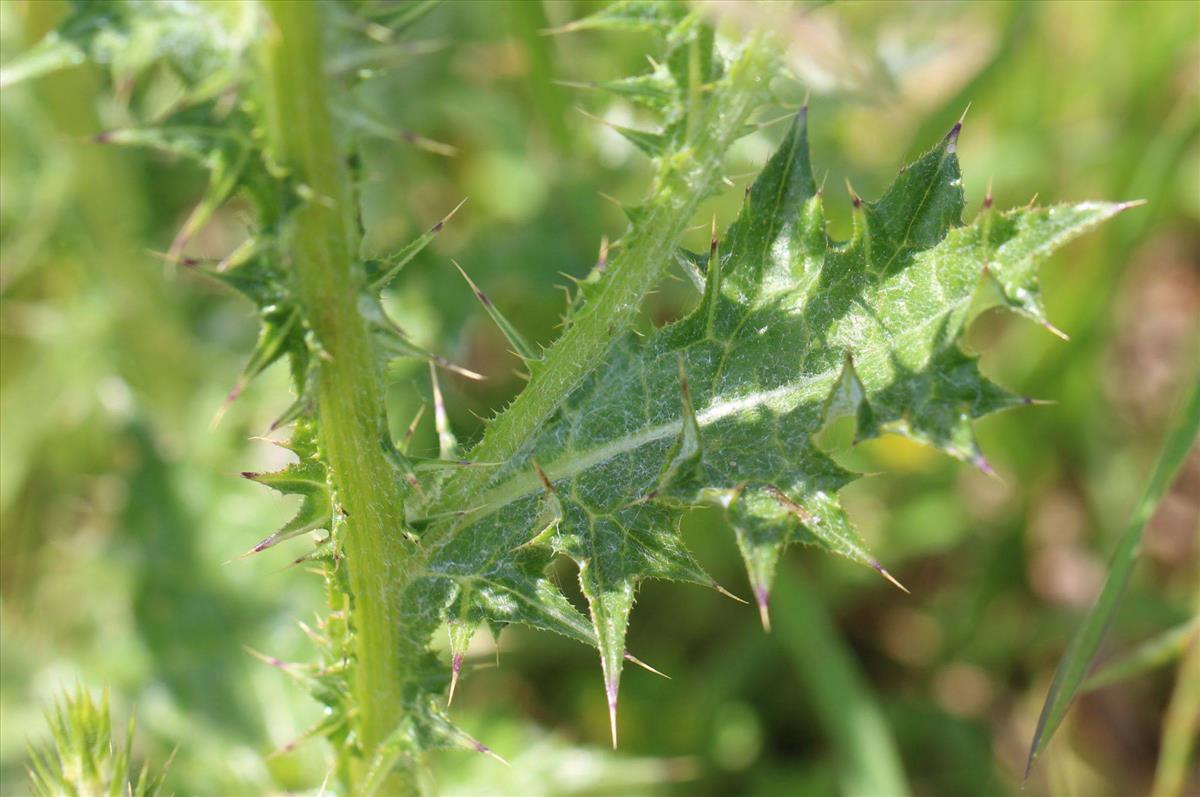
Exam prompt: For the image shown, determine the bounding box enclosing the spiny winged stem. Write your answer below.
[423,35,776,533]
[260,4,418,792]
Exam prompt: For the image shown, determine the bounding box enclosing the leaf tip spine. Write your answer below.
[606,678,619,749]
[624,651,670,679]
[846,177,862,210]
[754,585,772,632]
[711,580,748,605]
[448,653,463,706]
[871,560,910,594]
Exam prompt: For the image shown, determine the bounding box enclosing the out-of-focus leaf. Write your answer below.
[1084,619,1199,693]
[773,568,910,797]
[1150,599,1200,797]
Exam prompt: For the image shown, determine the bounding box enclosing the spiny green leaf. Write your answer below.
[0,0,256,101]
[418,108,1129,741]
[28,686,167,797]
[440,544,595,702]
[360,681,507,797]
[1027,373,1200,777]
[611,122,670,158]
[240,422,333,555]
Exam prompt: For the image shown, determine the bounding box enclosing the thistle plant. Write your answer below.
[28,686,168,797]
[7,1,1133,794]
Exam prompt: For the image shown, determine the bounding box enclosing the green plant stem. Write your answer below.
[773,568,910,797]
[424,35,776,534]
[260,3,417,793]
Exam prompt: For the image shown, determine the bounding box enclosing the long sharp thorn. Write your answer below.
[475,741,510,767]
[243,646,290,671]
[400,404,425,454]
[448,653,463,706]
[432,354,484,381]
[1042,319,1070,341]
[596,235,609,272]
[210,382,243,430]
[435,196,468,232]
[430,363,457,459]
[624,651,670,679]
[597,191,624,210]
[712,581,748,605]
[451,259,539,362]
[755,110,801,130]
[370,198,468,292]
[607,678,619,749]
[872,560,910,594]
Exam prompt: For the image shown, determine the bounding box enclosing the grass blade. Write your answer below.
[1083,618,1198,693]
[1149,589,1200,797]
[1027,374,1200,776]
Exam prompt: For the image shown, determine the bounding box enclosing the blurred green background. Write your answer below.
[1,1,1197,795]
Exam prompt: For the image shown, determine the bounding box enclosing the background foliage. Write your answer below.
[1,1,1197,795]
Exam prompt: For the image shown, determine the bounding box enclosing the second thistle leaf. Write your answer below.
[417,108,1130,742]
